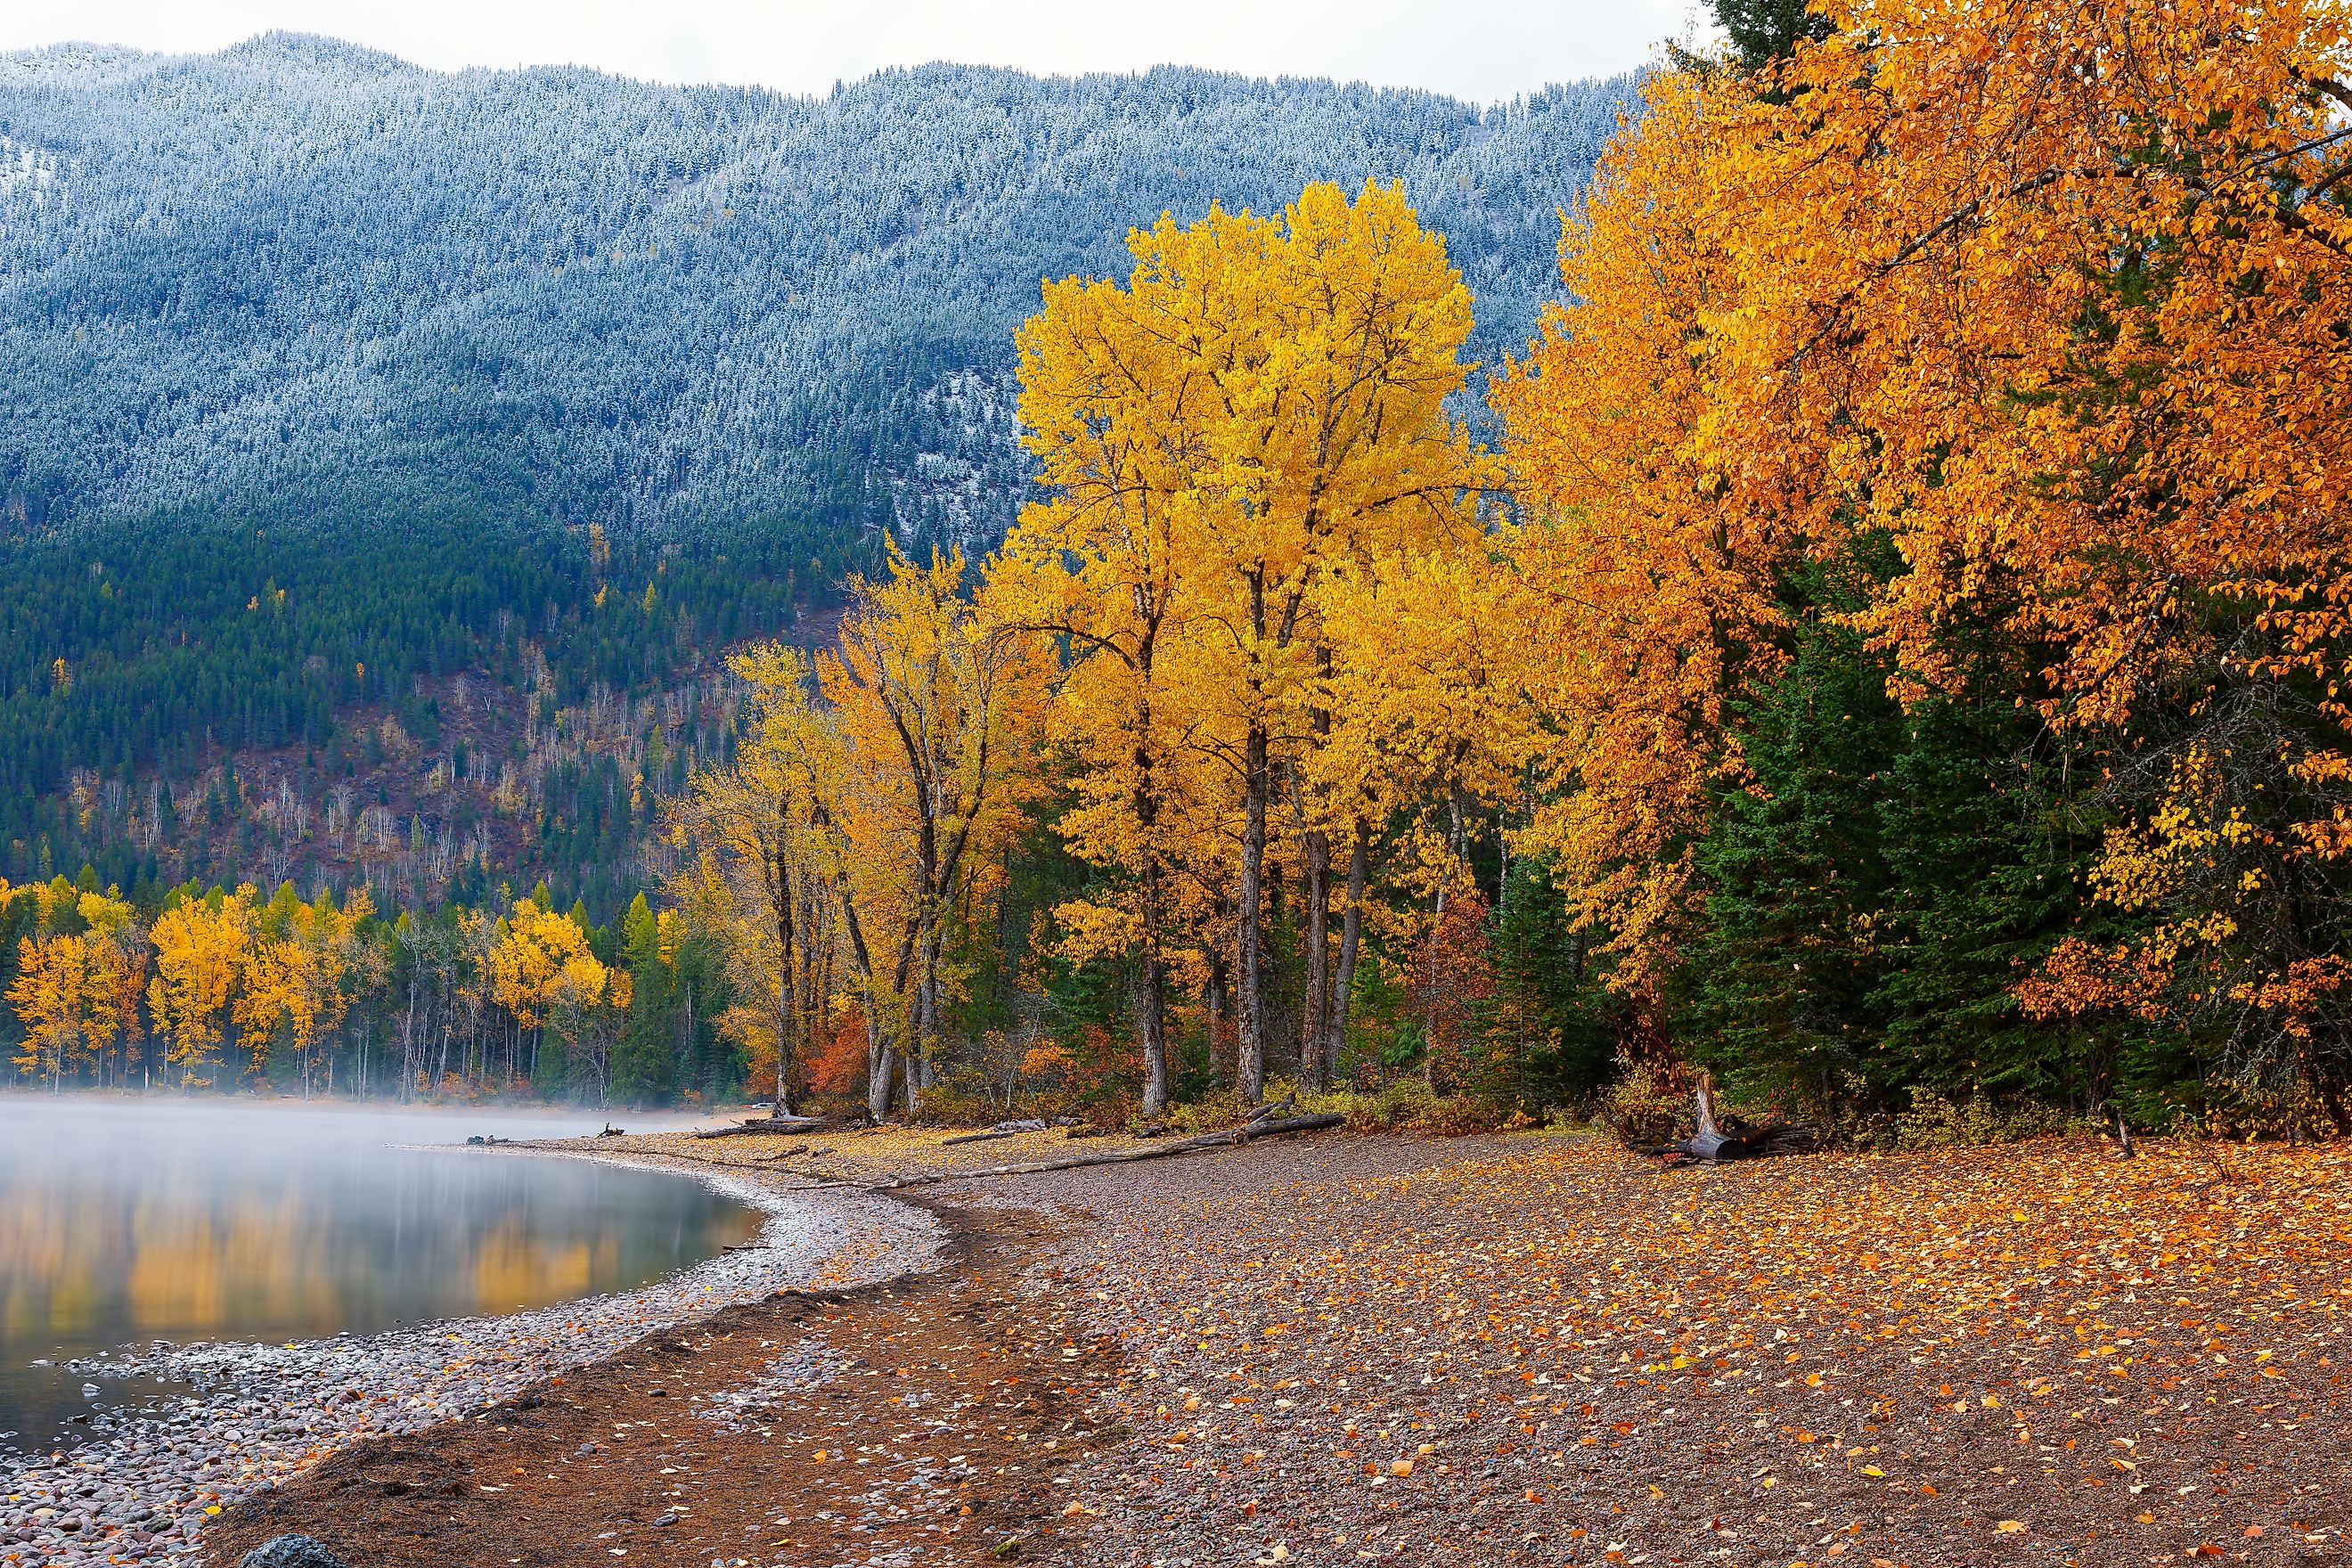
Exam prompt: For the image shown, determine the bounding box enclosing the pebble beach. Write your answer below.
[0,1150,940,1568]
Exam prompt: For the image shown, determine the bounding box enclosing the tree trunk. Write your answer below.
[1298,649,1335,1090]
[835,875,896,1123]
[867,1031,896,1122]
[775,869,797,1117]
[1301,822,1330,1091]
[1424,880,1445,1090]
[774,966,795,1117]
[1237,717,1269,1103]
[1137,941,1169,1116]
[1135,713,1170,1116]
[1327,828,1368,1088]
[1204,920,1228,1093]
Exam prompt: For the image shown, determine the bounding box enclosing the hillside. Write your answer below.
[0,37,1634,899]
[1,35,1627,540]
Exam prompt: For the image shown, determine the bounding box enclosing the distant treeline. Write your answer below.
[1,873,746,1106]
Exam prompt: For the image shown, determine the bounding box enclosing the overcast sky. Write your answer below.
[4,0,1694,104]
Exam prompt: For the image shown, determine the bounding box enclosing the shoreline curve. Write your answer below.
[0,1139,943,1567]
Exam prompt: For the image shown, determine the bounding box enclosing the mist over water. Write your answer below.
[0,1098,760,1455]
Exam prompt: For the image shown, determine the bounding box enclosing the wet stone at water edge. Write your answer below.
[239,1535,353,1568]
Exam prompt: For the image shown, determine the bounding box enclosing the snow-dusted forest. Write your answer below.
[0,34,1632,547]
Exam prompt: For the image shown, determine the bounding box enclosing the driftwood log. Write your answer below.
[878,1112,1345,1189]
[1644,1077,1816,1164]
[693,1112,840,1139]
[940,1119,1049,1146]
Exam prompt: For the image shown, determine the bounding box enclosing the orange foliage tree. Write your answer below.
[1498,0,2352,1114]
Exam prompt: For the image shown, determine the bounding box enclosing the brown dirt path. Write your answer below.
[207,1200,1120,1568]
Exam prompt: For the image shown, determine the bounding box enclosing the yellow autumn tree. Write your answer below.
[1312,547,1534,1079]
[8,892,138,1090]
[1001,179,1491,1100]
[239,887,373,1097]
[10,934,90,1087]
[820,547,1047,1116]
[148,888,257,1089]
[993,272,1213,1111]
[674,643,843,1115]
[486,896,611,1090]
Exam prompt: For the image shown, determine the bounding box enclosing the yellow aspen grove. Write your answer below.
[818,548,1046,1117]
[242,888,373,1098]
[74,891,145,1090]
[5,890,138,1090]
[1011,180,1490,1100]
[9,933,96,1089]
[486,897,609,1090]
[1314,547,1533,1068]
[147,888,257,1089]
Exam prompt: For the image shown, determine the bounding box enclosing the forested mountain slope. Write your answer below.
[0,37,1632,894]
[1,35,1627,543]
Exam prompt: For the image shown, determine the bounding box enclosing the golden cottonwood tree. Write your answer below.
[1490,66,1792,1011]
[674,643,842,1115]
[690,552,1045,1119]
[9,933,94,1087]
[997,262,1214,1113]
[240,888,373,1097]
[1313,547,1533,1075]
[822,549,1046,1115]
[7,892,139,1089]
[485,897,611,1090]
[1010,180,1490,1100]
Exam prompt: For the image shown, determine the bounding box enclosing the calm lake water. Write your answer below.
[0,1098,761,1454]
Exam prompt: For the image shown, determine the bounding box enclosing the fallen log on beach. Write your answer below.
[940,1119,1049,1146]
[694,1113,840,1139]
[878,1112,1345,1189]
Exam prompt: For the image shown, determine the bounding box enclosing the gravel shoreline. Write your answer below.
[80,1123,2352,1568]
[0,1146,941,1568]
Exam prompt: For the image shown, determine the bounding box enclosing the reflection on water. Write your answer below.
[0,1099,760,1454]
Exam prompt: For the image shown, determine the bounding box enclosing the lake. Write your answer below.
[0,1098,761,1455]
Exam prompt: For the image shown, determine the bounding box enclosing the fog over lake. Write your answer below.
[0,1098,759,1454]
